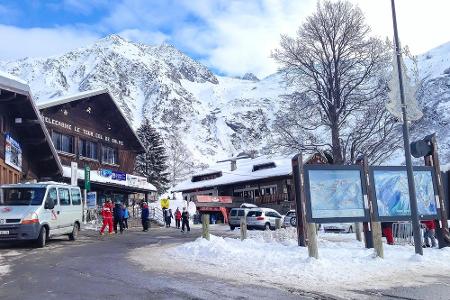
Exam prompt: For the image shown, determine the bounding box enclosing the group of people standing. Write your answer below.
[99,199,130,235]
[163,207,190,232]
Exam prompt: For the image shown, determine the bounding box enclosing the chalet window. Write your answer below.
[52,131,74,154]
[79,139,98,160]
[252,162,276,172]
[191,172,222,182]
[102,145,118,165]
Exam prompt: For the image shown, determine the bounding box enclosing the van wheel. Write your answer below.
[230,225,235,231]
[36,227,47,248]
[69,223,79,241]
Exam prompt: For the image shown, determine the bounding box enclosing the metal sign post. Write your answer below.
[390,0,423,255]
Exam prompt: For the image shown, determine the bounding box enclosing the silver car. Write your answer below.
[246,208,282,230]
[228,208,251,230]
[283,210,297,227]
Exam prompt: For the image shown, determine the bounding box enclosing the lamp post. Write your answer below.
[390,0,423,255]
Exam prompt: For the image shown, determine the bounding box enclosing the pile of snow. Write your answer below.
[132,228,450,297]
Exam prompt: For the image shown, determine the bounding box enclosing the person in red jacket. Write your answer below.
[175,207,182,229]
[422,220,437,248]
[100,199,114,235]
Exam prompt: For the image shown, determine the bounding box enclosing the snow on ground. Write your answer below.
[130,228,450,298]
[0,250,22,279]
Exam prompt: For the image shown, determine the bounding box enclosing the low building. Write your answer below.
[0,72,62,184]
[173,153,329,222]
[38,88,156,206]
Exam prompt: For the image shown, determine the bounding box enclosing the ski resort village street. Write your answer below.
[1,225,450,300]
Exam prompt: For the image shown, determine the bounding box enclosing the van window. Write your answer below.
[230,210,237,217]
[0,188,46,206]
[58,188,70,205]
[71,189,81,205]
[46,188,57,205]
[237,210,245,217]
[247,211,262,217]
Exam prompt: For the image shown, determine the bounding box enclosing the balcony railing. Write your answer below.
[255,193,290,205]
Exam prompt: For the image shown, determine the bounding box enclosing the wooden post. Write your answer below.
[307,222,319,259]
[275,218,282,230]
[355,223,362,242]
[240,217,247,241]
[361,156,384,258]
[291,154,307,246]
[202,213,210,240]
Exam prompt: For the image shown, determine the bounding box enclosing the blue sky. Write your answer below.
[1,0,450,77]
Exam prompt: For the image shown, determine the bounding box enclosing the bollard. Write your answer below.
[372,221,384,258]
[240,217,247,241]
[202,214,210,240]
[355,222,362,242]
[307,222,319,259]
[275,218,282,230]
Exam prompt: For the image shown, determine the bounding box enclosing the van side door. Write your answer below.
[70,188,82,223]
[42,187,59,235]
[57,187,72,233]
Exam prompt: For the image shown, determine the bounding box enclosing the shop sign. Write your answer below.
[99,169,113,177]
[112,171,126,181]
[86,191,97,208]
[84,166,91,191]
[5,133,22,172]
[126,174,148,188]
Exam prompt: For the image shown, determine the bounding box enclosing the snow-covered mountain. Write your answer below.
[0,35,290,166]
[1,35,450,170]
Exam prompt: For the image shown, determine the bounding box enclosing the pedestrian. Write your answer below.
[422,220,437,248]
[165,208,173,228]
[100,199,114,235]
[113,201,124,234]
[181,207,190,232]
[381,222,394,245]
[122,204,129,230]
[175,207,182,229]
[141,202,150,232]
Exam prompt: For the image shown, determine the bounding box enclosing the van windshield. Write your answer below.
[0,188,46,206]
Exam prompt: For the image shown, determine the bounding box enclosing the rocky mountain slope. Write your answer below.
[1,35,449,170]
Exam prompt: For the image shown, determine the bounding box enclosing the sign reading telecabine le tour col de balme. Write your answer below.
[42,115,124,146]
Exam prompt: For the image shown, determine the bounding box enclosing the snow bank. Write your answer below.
[132,228,450,297]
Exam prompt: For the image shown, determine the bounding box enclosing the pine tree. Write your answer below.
[135,118,170,192]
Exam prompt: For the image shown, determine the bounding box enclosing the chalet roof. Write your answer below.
[0,72,63,178]
[172,155,293,192]
[38,89,145,153]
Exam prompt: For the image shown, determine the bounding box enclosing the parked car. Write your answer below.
[283,210,297,227]
[246,208,283,230]
[323,223,354,233]
[229,207,251,230]
[0,182,82,247]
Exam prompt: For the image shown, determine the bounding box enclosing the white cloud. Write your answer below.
[0,25,99,60]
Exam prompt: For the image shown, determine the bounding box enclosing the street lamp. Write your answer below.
[390,0,423,255]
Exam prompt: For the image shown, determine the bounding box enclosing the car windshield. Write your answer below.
[247,211,262,217]
[237,210,245,216]
[230,210,237,216]
[287,212,295,217]
[0,187,46,206]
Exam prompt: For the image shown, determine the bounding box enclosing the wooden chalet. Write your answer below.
[0,72,62,184]
[38,89,156,205]
[173,153,328,222]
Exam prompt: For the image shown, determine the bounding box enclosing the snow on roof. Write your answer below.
[37,88,145,151]
[172,155,293,192]
[0,71,29,93]
[62,166,157,192]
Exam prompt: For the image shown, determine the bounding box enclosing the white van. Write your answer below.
[0,182,82,247]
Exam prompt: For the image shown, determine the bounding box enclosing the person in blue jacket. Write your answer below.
[141,202,150,232]
[113,201,124,234]
[122,204,129,230]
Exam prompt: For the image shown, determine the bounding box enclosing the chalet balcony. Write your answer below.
[255,193,291,205]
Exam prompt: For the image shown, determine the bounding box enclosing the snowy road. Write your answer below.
[1,225,450,300]
[0,226,308,300]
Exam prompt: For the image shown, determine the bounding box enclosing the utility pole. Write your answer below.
[390,0,423,255]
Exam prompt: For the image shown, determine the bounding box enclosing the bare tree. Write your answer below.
[271,0,400,164]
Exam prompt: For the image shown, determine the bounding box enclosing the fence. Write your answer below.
[392,222,414,245]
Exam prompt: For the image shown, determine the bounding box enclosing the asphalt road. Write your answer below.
[0,226,316,300]
[1,226,450,300]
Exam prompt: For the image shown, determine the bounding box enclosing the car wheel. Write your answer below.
[348,226,353,233]
[36,226,47,248]
[69,223,79,241]
[290,217,296,227]
[265,223,271,231]
[230,225,235,231]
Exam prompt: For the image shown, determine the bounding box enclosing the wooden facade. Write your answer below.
[0,75,62,185]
